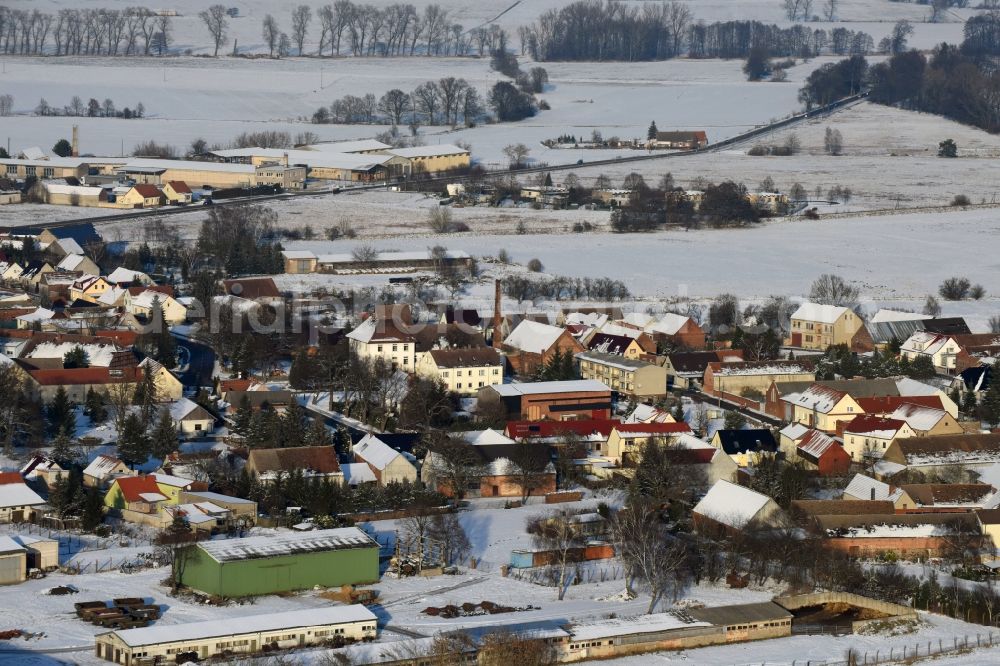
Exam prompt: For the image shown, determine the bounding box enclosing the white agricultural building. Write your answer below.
[94,605,378,664]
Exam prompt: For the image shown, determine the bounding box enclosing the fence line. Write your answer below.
[739,631,996,666]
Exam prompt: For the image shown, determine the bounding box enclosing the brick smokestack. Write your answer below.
[71,125,79,157]
[492,279,502,349]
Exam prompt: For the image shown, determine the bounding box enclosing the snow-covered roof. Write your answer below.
[56,254,90,272]
[568,612,710,641]
[345,317,412,344]
[28,341,122,368]
[106,267,148,284]
[341,462,377,485]
[462,429,516,446]
[780,423,810,442]
[785,384,848,414]
[900,331,951,356]
[0,535,26,554]
[564,312,608,328]
[650,312,692,336]
[843,473,904,502]
[182,491,255,505]
[53,237,85,256]
[0,479,45,509]
[890,403,947,432]
[83,455,126,479]
[797,430,840,459]
[871,309,932,324]
[122,158,255,174]
[104,605,377,648]
[791,302,850,324]
[693,480,773,528]
[197,527,376,563]
[304,139,393,153]
[167,502,228,524]
[139,492,168,502]
[503,320,566,354]
[353,434,403,470]
[131,290,177,310]
[16,307,55,323]
[387,144,469,158]
[874,460,907,477]
[620,312,654,329]
[491,380,610,397]
[97,286,129,306]
[167,398,205,422]
[151,473,195,489]
[19,147,47,161]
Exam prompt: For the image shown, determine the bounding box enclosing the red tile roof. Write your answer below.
[132,184,162,199]
[114,475,162,503]
[222,277,281,300]
[220,378,255,393]
[843,415,907,435]
[127,285,174,297]
[614,422,692,435]
[167,180,192,194]
[27,366,142,386]
[505,418,620,439]
[0,472,24,485]
[856,395,944,415]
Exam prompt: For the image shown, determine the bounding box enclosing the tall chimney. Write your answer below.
[492,279,503,349]
[71,125,79,157]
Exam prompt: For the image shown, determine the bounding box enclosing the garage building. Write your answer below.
[181,527,379,597]
[95,604,378,664]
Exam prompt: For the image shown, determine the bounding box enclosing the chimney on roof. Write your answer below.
[281,152,289,167]
[71,125,79,157]
[871,487,875,500]
[492,279,503,350]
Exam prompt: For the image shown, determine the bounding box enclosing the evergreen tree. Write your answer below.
[982,383,1000,429]
[84,388,108,424]
[304,418,332,447]
[133,370,159,427]
[907,355,937,380]
[47,474,72,518]
[150,408,179,460]
[50,430,75,468]
[949,385,962,411]
[81,489,105,530]
[281,401,307,448]
[647,120,658,140]
[46,387,75,438]
[963,389,978,417]
[671,400,685,422]
[118,412,151,468]
[230,395,253,439]
[288,348,311,389]
[63,345,90,368]
[152,298,178,369]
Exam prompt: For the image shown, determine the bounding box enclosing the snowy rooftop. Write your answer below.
[871,309,932,324]
[0,480,45,509]
[341,462,377,485]
[791,302,850,324]
[567,612,709,641]
[151,473,195,489]
[779,423,810,442]
[462,429,516,446]
[354,434,403,470]
[182,491,255,505]
[28,341,122,368]
[0,535,26,554]
[785,384,847,414]
[104,605,377,647]
[491,379,610,397]
[693,480,773,528]
[304,139,393,153]
[504,319,566,354]
[197,527,377,563]
[387,144,469,158]
[843,473,903,503]
[890,403,947,432]
[649,312,692,336]
[106,267,148,284]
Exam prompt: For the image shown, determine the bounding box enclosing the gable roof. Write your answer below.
[131,183,162,199]
[843,473,904,502]
[892,433,1000,465]
[890,403,948,431]
[855,395,944,415]
[114,476,165,503]
[247,446,341,475]
[427,347,501,368]
[0,477,45,509]
[901,483,996,507]
[693,480,774,528]
[784,384,850,414]
[504,320,567,354]
[166,180,192,194]
[796,430,843,463]
[586,333,637,356]
[222,277,281,300]
[923,317,971,335]
[713,429,777,455]
[791,302,850,324]
[346,317,414,344]
[353,434,404,470]
[843,415,907,437]
[83,455,127,479]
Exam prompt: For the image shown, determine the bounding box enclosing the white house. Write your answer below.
[352,434,418,485]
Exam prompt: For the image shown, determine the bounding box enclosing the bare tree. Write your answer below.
[611,502,694,612]
[526,510,585,600]
[478,631,556,665]
[262,14,280,57]
[426,513,471,565]
[507,440,552,502]
[809,273,859,308]
[199,4,228,57]
[502,143,530,168]
[291,5,312,55]
[823,0,838,20]
[378,88,410,125]
[424,434,485,500]
[400,511,435,573]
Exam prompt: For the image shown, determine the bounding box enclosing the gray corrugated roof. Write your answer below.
[687,601,792,626]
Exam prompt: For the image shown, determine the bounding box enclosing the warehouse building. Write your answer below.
[181,527,379,597]
[95,605,378,664]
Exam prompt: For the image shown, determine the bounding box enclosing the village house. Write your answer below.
[246,446,342,483]
[662,350,744,389]
[16,364,143,402]
[105,267,154,287]
[415,347,503,395]
[794,430,852,476]
[704,360,815,400]
[842,474,915,510]
[117,183,165,208]
[352,433,418,485]
[502,319,586,377]
[765,377,956,422]
[693,480,788,535]
[880,433,1000,479]
[82,455,131,489]
[138,358,184,401]
[781,383,864,433]
[898,483,998,513]
[618,312,706,350]
[56,253,99,277]
[710,429,779,467]
[162,180,192,204]
[788,303,864,350]
[0,472,46,523]
[841,415,916,462]
[167,398,215,437]
[19,456,67,488]
[650,130,708,150]
[818,513,980,559]
[422,430,557,498]
[477,379,612,421]
[584,332,653,359]
[888,403,963,437]
[69,275,113,303]
[128,289,186,324]
[575,351,668,399]
[346,306,417,372]
[790,499,897,525]
[603,422,694,466]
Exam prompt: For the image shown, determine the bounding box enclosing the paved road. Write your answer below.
[174,335,216,389]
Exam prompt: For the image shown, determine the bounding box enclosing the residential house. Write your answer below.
[841,473,915,510]
[502,319,586,377]
[168,398,215,437]
[710,430,779,467]
[651,131,708,150]
[83,455,131,489]
[788,302,864,351]
[346,306,417,372]
[246,446,342,483]
[117,183,164,208]
[585,333,651,359]
[619,312,706,349]
[104,475,168,514]
[56,253,99,277]
[477,380,612,421]
[351,434,418,485]
[889,403,963,437]
[778,422,811,457]
[790,499,896,523]
[794,430,851,476]
[20,261,55,286]
[162,181,192,204]
[781,383,863,433]
[15,307,56,329]
[138,358,184,401]
[70,275,113,303]
[415,347,503,395]
[105,267,154,287]
[17,365,143,402]
[161,501,231,533]
[604,422,694,466]
[178,490,257,522]
[222,277,282,304]
[880,434,1000,479]
[899,331,1000,375]
[766,377,956,421]
[818,513,981,559]
[692,480,788,534]
[855,394,952,418]
[900,484,998,513]
[1,262,23,281]
[129,289,186,324]
[841,415,915,462]
[575,351,668,399]
[703,360,815,399]
[663,350,744,389]
[20,456,68,487]
[975,510,1000,552]
[0,472,46,523]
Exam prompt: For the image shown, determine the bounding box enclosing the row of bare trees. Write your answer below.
[0,6,171,56]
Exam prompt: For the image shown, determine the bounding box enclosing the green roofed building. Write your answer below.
[181,527,379,597]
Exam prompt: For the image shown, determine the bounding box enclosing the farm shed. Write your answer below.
[180,527,379,597]
[94,605,377,664]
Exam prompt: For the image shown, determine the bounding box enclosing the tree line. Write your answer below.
[32,95,146,119]
[0,6,172,56]
[520,1,875,61]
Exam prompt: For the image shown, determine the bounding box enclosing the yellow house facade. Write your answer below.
[415,348,503,395]
[842,417,916,461]
[783,385,863,433]
[789,302,862,350]
[576,351,667,399]
[70,276,113,303]
[117,184,164,208]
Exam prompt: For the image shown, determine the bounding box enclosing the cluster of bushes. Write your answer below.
[502,275,631,301]
[747,135,802,156]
